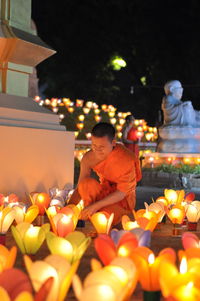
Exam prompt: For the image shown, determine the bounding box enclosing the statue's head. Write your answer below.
[164,80,183,100]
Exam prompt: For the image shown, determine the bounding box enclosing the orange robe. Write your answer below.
[123,127,142,182]
[78,144,139,225]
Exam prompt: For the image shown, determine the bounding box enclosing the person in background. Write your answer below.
[122,114,142,182]
[68,122,140,225]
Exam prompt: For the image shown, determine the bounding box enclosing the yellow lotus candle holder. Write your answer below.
[11,222,50,255]
[24,254,79,301]
[160,256,200,301]
[13,205,39,224]
[46,231,91,263]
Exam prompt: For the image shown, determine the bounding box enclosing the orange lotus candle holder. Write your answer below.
[130,247,176,294]
[122,209,159,232]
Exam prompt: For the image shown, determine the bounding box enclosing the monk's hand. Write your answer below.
[81,203,99,220]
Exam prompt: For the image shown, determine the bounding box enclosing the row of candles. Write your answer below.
[0,187,200,300]
[144,155,200,167]
[34,96,158,142]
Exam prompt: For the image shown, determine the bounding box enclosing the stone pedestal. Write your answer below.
[157,126,200,153]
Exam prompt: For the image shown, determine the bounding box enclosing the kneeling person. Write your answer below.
[69,122,140,225]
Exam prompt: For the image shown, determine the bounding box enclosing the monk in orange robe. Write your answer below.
[122,114,142,182]
[69,122,140,225]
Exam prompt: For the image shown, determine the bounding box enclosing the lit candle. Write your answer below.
[90,212,114,234]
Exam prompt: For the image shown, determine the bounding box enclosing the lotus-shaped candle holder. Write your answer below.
[90,212,114,234]
[0,268,54,301]
[24,254,80,301]
[94,230,150,265]
[13,205,39,224]
[11,222,50,255]
[46,231,91,263]
[73,257,138,301]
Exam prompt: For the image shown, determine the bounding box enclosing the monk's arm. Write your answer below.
[68,153,91,204]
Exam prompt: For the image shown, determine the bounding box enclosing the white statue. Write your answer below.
[162,80,200,127]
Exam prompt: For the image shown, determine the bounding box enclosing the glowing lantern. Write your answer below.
[94,109,100,115]
[74,131,79,138]
[78,115,85,122]
[101,104,107,111]
[117,132,122,139]
[86,133,91,140]
[11,222,50,255]
[73,257,137,301]
[94,115,101,122]
[108,111,115,118]
[13,205,39,224]
[67,107,74,113]
[144,202,165,223]
[131,247,176,292]
[86,101,93,108]
[24,254,79,301]
[63,98,71,106]
[94,231,151,266]
[83,107,90,114]
[167,205,185,224]
[46,231,91,263]
[159,256,200,300]
[76,99,84,107]
[90,212,114,234]
[182,232,200,250]
[116,124,122,131]
[0,207,15,234]
[185,201,200,231]
[110,118,116,125]
[30,192,51,216]
[52,107,58,113]
[76,123,84,130]
[47,212,74,237]
[119,118,125,125]
[0,245,17,272]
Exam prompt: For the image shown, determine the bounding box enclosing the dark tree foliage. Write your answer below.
[32,0,200,125]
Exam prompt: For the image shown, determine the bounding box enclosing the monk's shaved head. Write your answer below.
[91,122,115,142]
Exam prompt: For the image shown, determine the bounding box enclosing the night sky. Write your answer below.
[32,0,200,125]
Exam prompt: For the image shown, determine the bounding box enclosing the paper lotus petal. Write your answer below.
[185,203,200,223]
[24,254,79,301]
[131,247,175,291]
[185,192,196,202]
[182,232,200,249]
[95,232,141,265]
[46,231,91,263]
[0,245,17,272]
[11,222,50,254]
[0,268,33,300]
[13,205,39,224]
[73,256,137,301]
[0,207,16,233]
[94,235,117,265]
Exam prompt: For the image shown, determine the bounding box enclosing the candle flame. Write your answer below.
[118,246,129,257]
[180,257,187,274]
[97,213,107,225]
[148,253,155,265]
